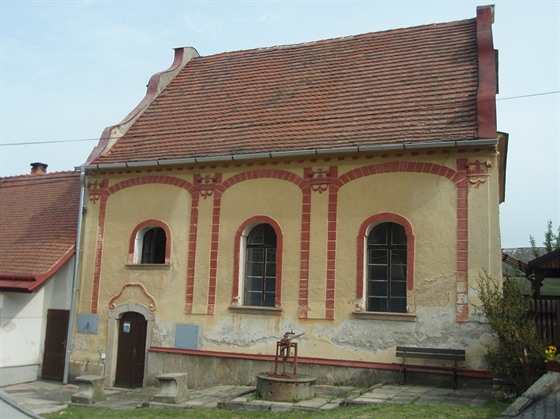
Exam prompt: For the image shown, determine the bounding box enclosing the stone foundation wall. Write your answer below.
[146,351,491,390]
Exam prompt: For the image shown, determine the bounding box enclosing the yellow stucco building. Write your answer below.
[69,6,507,388]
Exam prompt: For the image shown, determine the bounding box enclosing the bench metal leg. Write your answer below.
[400,364,407,386]
[452,367,458,389]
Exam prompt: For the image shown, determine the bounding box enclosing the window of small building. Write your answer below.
[244,223,277,307]
[128,220,171,266]
[366,222,407,313]
[141,227,166,264]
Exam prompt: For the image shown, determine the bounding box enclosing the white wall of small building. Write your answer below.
[0,257,74,386]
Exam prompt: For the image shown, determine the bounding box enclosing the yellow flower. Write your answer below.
[544,345,560,362]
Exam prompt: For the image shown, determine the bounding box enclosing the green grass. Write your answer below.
[45,400,508,419]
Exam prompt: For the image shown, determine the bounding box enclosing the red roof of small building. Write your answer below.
[0,171,81,292]
[88,7,497,166]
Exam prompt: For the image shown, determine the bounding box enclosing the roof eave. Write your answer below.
[79,139,499,171]
[0,246,76,293]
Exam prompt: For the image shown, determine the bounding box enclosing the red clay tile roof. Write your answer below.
[91,15,491,165]
[0,171,80,292]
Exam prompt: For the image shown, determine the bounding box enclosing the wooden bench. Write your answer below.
[152,373,189,404]
[396,346,466,389]
[71,375,106,404]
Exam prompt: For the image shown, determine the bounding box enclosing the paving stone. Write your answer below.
[359,392,391,400]
[401,386,433,394]
[319,402,341,410]
[295,397,328,408]
[265,401,293,411]
[349,397,386,405]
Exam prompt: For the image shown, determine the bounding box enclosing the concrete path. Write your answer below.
[1,380,499,417]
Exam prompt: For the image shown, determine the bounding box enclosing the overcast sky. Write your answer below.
[1,1,558,249]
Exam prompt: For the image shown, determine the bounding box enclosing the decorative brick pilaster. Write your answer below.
[298,186,312,318]
[324,167,338,320]
[207,189,222,315]
[185,193,199,315]
[454,159,469,322]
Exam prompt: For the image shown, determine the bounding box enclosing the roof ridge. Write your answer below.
[1,170,79,180]
[0,170,80,185]
[202,17,476,59]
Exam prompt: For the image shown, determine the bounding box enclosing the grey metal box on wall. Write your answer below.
[77,313,99,334]
[175,323,201,349]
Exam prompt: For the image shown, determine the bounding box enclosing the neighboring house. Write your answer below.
[502,247,560,296]
[0,164,80,386]
[502,248,560,347]
[70,5,507,388]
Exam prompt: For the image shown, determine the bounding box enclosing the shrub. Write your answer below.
[476,270,545,394]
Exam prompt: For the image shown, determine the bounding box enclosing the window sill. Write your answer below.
[125,264,171,270]
[352,311,417,322]
[229,305,283,316]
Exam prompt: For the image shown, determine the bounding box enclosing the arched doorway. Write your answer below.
[114,311,147,388]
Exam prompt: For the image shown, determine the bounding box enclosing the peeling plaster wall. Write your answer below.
[70,149,502,385]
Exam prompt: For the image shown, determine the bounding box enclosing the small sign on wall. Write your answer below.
[122,322,131,333]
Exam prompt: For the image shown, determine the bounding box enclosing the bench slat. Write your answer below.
[396,346,465,355]
[396,352,465,361]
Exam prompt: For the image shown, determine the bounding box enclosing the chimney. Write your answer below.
[30,162,48,175]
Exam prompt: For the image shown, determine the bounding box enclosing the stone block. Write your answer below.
[153,373,189,404]
[71,375,106,404]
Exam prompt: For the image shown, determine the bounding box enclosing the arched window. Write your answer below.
[141,227,166,264]
[244,224,277,307]
[129,220,171,265]
[366,222,407,313]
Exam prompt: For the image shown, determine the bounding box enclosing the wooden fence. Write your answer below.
[531,297,560,347]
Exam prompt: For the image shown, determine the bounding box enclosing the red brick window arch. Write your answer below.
[128,220,171,265]
[357,213,415,313]
[233,216,283,308]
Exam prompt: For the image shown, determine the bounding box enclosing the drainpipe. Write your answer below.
[63,167,86,384]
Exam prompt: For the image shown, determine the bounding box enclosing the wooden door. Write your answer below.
[41,309,69,381]
[114,312,147,388]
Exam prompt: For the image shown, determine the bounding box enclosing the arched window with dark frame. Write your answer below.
[141,227,166,264]
[244,224,277,307]
[367,222,407,313]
